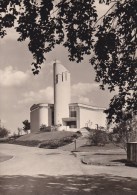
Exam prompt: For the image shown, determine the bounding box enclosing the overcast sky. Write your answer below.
[0,2,116,133]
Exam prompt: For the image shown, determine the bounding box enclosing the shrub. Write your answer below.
[39,124,50,132]
[0,127,9,138]
[87,130,109,146]
[39,125,59,132]
[9,140,40,147]
[9,133,21,140]
[22,120,30,133]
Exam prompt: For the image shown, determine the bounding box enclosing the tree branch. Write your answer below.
[93,2,116,28]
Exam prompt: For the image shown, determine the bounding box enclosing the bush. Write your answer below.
[0,127,9,138]
[9,140,40,147]
[39,124,50,132]
[22,119,30,133]
[40,125,59,132]
[87,130,109,146]
[9,133,21,140]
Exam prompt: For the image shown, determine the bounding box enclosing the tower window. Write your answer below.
[52,110,54,125]
[70,111,76,117]
[69,107,77,117]
[56,75,58,83]
[62,73,63,82]
[65,72,67,80]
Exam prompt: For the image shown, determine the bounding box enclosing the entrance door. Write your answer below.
[66,121,77,128]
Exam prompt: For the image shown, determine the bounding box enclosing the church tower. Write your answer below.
[53,61,71,126]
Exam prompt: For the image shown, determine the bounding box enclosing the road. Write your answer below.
[0,144,137,195]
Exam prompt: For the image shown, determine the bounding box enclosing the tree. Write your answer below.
[0,127,9,138]
[110,115,137,150]
[22,120,30,133]
[91,0,137,124]
[0,0,136,124]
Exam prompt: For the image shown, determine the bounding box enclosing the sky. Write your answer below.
[0,2,116,133]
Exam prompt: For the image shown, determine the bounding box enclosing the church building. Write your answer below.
[30,62,106,132]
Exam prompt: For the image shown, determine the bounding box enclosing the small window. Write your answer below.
[70,111,77,117]
[56,75,58,83]
[69,107,77,117]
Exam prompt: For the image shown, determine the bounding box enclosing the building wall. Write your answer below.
[78,107,106,129]
[30,104,49,132]
[54,62,71,125]
[48,106,54,126]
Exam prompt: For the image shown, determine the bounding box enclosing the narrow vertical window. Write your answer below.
[62,73,63,82]
[65,72,67,80]
[56,75,58,83]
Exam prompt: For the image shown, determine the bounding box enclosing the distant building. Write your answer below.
[30,62,106,132]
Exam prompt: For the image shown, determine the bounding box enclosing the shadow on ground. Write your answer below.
[0,174,137,195]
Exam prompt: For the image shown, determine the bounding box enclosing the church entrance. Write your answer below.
[66,121,77,128]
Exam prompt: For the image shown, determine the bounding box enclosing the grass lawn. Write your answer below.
[9,131,79,148]
[81,153,127,166]
[77,143,124,152]
[76,143,127,166]
[17,131,78,141]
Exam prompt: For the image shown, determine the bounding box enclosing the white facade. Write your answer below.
[30,104,53,132]
[74,103,106,129]
[63,103,106,130]
[53,62,70,126]
[30,62,107,132]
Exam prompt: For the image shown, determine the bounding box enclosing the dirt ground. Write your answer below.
[0,174,137,195]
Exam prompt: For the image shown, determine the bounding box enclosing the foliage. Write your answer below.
[109,115,137,150]
[91,0,137,124]
[22,120,30,132]
[9,132,21,140]
[0,0,136,124]
[0,127,9,138]
[87,130,109,146]
[39,124,49,132]
[39,124,61,132]
[0,0,98,73]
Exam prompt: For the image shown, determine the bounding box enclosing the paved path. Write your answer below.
[0,144,137,195]
[0,144,83,176]
[0,144,137,179]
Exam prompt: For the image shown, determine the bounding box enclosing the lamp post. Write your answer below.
[74,139,77,151]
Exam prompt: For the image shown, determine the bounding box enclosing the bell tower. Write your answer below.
[53,61,71,126]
